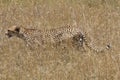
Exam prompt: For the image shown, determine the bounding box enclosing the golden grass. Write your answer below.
[0,0,120,80]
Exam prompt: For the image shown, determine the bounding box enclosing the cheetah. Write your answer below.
[5,25,83,48]
[5,25,110,52]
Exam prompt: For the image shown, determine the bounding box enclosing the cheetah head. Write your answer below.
[5,25,21,38]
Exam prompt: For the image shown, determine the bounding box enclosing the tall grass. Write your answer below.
[0,0,120,80]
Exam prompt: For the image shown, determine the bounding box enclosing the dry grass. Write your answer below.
[0,0,120,80]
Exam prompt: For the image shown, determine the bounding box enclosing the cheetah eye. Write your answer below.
[7,30,13,33]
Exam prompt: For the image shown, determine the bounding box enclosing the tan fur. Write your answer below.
[6,25,110,52]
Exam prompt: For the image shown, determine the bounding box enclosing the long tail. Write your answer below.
[82,32,111,53]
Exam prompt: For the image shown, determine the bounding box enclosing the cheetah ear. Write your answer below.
[15,26,20,33]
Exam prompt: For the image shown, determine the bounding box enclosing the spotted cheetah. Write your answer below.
[5,25,110,52]
[5,25,83,47]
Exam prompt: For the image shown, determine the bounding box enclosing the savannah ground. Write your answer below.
[0,0,120,80]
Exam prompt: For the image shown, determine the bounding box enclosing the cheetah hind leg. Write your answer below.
[72,33,86,51]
